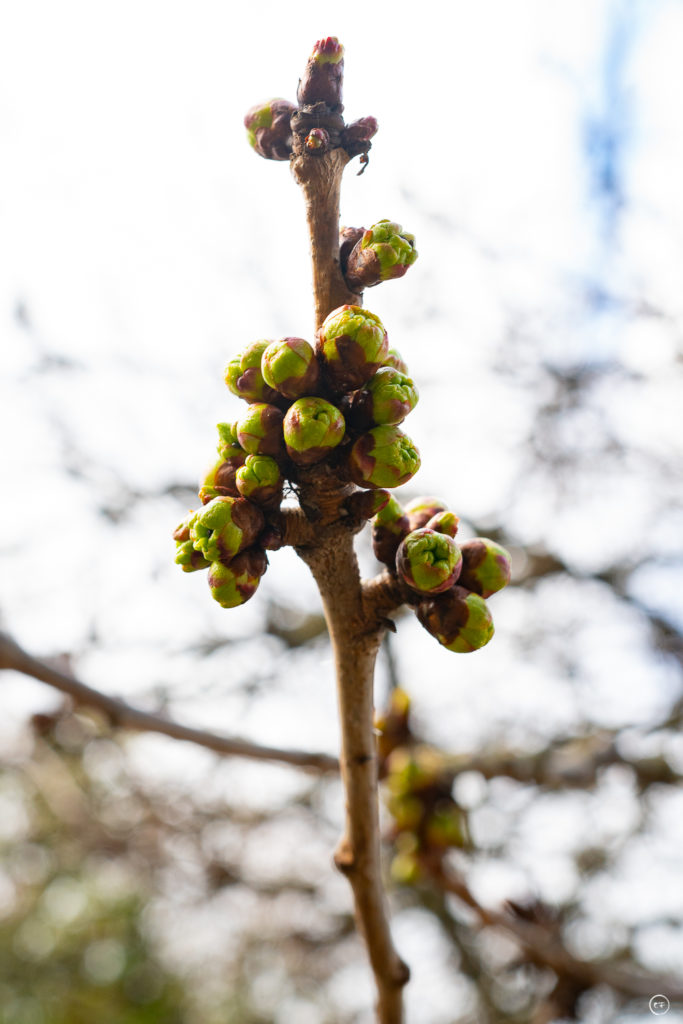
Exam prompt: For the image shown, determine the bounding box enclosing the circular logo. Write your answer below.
[650,994,670,1016]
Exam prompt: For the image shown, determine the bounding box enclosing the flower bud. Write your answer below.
[364,366,419,426]
[236,403,285,458]
[345,220,418,291]
[261,337,320,399]
[344,488,390,521]
[372,494,410,566]
[244,98,296,160]
[425,510,459,538]
[208,547,268,608]
[425,802,469,849]
[396,528,462,594]
[316,305,389,393]
[417,586,494,653]
[386,745,446,795]
[458,538,512,598]
[386,793,423,832]
[390,849,421,886]
[216,421,244,461]
[349,425,420,489]
[339,226,365,273]
[172,511,196,545]
[305,128,330,152]
[383,348,409,374]
[235,454,283,507]
[174,540,211,573]
[341,116,378,157]
[404,496,449,532]
[283,396,345,465]
[199,455,245,504]
[297,37,344,109]
[225,341,280,404]
[190,496,264,563]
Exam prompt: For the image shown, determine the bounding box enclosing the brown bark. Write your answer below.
[290,148,362,332]
[290,129,409,1020]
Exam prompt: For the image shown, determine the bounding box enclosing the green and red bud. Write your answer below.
[216,422,244,461]
[404,496,449,532]
[199,455,245,504]
[235,454,283,507]
[236,403,285,458]
[297,37,344,109]
[341,116,378,157]
[344,220,418,291]
[417,586,494,653]
[396,528,463,594]
[424,802,469,849]
[282,396,345,465]
[316,305,389,393]
[345,366,418,428]
[349,425,420,489]
[458,538,512,598]
[261,337,320,399]
[244,98,296,161]
[305,128,330,152]
[208,547,268,608]
[425,510,459,538]
[225,341,280,404]
[174,540,211,573]
[372,494,411,566]
[383,348,409,374]
[344,488,391,521]
[190,496,264,563]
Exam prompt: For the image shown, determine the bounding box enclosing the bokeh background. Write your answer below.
[1,1,682,1022]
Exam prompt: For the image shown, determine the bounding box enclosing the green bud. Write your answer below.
[425,510,459,538]
[383,348,409,374]
[417,586,494,653]
[174,539,210,573]
[225,341,280,404]
[345,220,418,291]
[404,496,449,532]
[236,403,285,457]
[425,801,469,849]
[316,305,389,393]
[199,454,245,504]
[386,745,446,795]
[172,510,196,545]
[396,528,463,594]
[349,425,420,489]
[386,793,423,832]
[261,337,320,399]
[216,422,243,461]
[190,496,264,563]
[458,538,512,598]
[372,494,410,566]
[208,548,268,608]
[365,366,419,425]
[283,396,345,465]
[235,454,283,507]
[390,850,422,886]
[244,98,296,160]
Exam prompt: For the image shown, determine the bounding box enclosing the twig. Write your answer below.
[434,865,683,1003]
[0,632,338,773]
[290,99,409,1018]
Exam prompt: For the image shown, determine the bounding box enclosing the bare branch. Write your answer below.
[0,632,338,774]
[434,866,683,1003]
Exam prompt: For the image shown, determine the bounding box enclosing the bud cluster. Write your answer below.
[174,304,422,609]
[372,496,511,653]
[376,689,470,885]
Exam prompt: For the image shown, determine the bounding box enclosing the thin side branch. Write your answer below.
[0,632,338,773]
[435,866,683,1002]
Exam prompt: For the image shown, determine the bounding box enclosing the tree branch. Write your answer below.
[433,865,683,1003]
[0,631,338,773]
